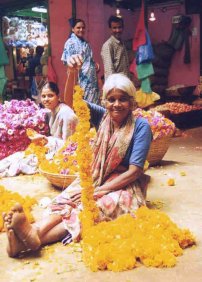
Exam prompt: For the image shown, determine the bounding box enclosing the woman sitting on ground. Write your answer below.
[37,81,78,142]
[0,81,78,178]
[3,71,152,257]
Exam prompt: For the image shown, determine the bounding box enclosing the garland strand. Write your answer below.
[73,86,99,236]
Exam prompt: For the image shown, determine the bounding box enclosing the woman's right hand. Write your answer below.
[31,135,48,146]
[67,54,83,70]
[26,128,48,146]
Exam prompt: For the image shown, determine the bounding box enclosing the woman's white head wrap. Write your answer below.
[102,73,136,100]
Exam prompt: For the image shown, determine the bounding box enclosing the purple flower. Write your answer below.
[0,99,49,160]
[60,168,70,175]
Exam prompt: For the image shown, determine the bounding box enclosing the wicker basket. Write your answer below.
[147,136,172,166]
[39,168,77,190]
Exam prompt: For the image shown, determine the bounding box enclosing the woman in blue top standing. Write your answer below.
[61,19,100,104]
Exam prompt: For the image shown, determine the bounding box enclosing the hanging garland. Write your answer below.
[72,85,99,235]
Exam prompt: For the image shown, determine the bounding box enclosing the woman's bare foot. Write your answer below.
[5,203,41,251]
[3,212,27,257]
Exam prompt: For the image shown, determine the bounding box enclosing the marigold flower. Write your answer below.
[167,178,175,186]
[0,185,36,232]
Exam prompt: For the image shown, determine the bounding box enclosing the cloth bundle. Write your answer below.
[0,136,64,177]
[133,4,154,93]
[0,152,38,177]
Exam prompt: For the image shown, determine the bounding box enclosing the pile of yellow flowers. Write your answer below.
[72,86,99,234]
[82,206,195,271]
[71,86,196,272]
[0,185,36,232]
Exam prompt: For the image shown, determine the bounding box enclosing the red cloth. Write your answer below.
[132,0,146,51]
[47,56,57,83]
[129,58,138,77]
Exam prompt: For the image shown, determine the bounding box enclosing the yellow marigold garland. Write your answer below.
[72,86,99,235]
[0,185,36,232]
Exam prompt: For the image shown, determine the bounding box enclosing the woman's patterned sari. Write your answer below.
[92,113,148,219]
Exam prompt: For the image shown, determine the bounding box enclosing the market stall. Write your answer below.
[1,4,48,101]
[153,102,202,128]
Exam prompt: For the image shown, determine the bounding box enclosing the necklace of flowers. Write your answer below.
[72,85,99,235]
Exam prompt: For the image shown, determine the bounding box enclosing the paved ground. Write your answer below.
[0,127,202,282]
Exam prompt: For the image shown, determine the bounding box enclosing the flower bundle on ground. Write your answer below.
[82,206,196,272]
[0,184,36,232]
[0,99,49,160]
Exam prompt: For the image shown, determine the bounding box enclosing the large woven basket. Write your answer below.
[147,135,172,166]
[39,168,77,190]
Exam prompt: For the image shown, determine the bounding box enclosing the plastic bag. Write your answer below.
[136,31,154,65]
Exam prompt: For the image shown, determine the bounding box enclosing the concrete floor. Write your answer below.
[0,127,202,282]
